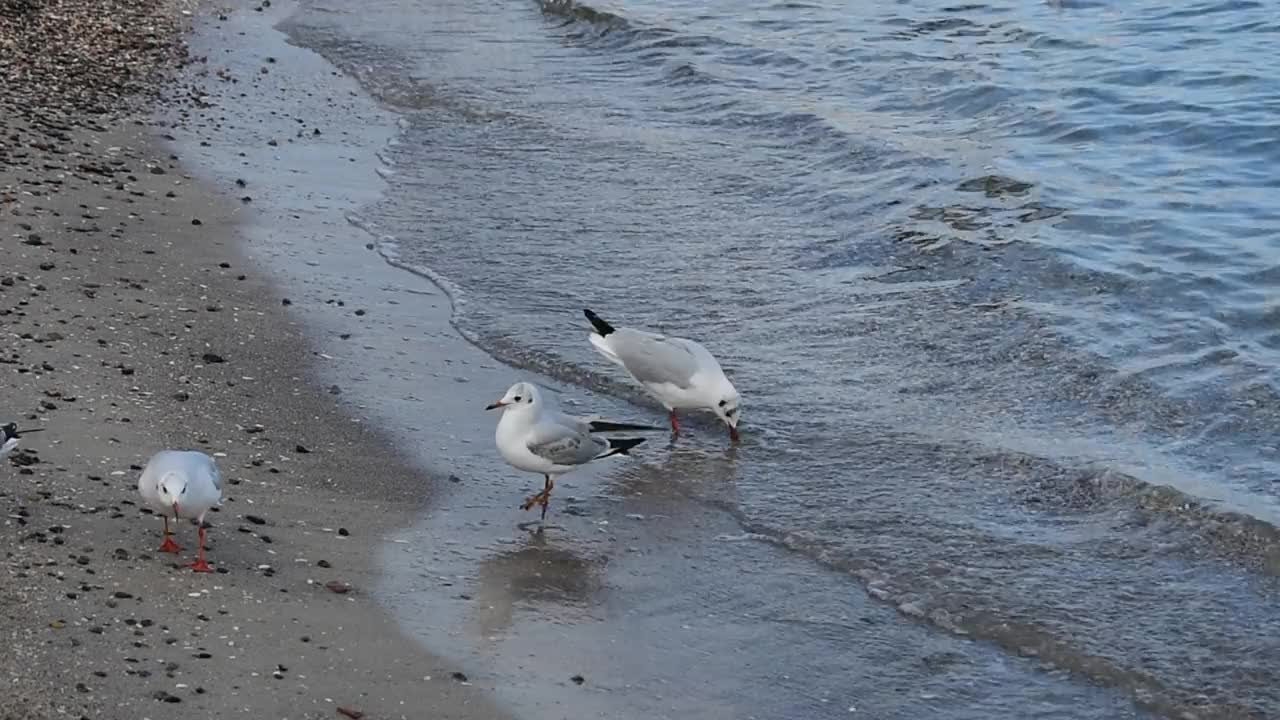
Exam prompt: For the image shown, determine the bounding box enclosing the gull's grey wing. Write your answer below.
[206,458,223,493]
[610,329,702,389]
[526,419,607,467]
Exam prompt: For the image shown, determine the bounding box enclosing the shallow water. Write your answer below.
[238,0,1280,716]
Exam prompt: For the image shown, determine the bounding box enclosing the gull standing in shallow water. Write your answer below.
[584,308,743,442]
[1,422,43,461]
[137,450,223,573]
[486,381,659,520]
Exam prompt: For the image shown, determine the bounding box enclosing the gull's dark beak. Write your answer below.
[485,400,507,411]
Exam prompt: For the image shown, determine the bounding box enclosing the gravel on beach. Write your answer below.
[1,0,194,123]
[1,1,512,718]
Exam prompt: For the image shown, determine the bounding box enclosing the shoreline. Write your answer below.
[1,0,1243,718]
[1,1,511,717]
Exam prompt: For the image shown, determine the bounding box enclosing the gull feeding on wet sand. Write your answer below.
[486,381,660,520]
[137,450,223,573]
[584,308,742,442]
[1,422,43,461]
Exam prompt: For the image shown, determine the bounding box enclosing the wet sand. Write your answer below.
[0,1,509,717]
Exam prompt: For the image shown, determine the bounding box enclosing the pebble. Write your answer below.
[152,691,182,704]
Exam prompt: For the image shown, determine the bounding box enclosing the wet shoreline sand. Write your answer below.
[1,1,509,717]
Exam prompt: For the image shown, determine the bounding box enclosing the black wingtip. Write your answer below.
[583,308,615,337]
[605,436,646,457]
[588,420,665,433]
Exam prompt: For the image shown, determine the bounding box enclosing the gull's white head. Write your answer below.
[156,472,188,518]
[1,423,19,458]
[713,383,742,442]
[485,381,542,413]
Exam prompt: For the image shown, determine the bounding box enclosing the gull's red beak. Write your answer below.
[485,400,507,410]
[172,502,181,518]
[729,426,741,443]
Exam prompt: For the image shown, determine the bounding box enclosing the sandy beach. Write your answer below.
[0,1,510,717]
[10,0,1259,717]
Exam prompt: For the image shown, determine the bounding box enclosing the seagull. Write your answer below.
[1,422,44,461]
[485,381,658,520]
[584,308,742,442]
[137,450,224,573]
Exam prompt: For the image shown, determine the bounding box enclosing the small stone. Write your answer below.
[571,674,585,685]
[245,514,266,525]
[451,671,468,682]
[337,527,349,537]
[191,218,202,226]
[152,690,181,703]
[317,560,331,569]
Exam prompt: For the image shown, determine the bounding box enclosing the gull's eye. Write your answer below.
[514,396,522,402]
[726,407,736,416]
[718,400,727,407]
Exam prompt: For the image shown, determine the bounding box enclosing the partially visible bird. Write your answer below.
[584,308,742,442]
[137,450,224,573]
[485,381,658,520]
[1,422,43,461]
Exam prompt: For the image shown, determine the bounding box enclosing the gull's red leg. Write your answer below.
[540,476,555,520]
[669,410,681,435]
[190,525,214,573]
[158,516,181,554]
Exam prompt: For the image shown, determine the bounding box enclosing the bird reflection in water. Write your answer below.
[470,533,607,636]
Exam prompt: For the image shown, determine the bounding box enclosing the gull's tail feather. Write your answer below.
[598,436,646,459]
[588,420,665,433]
[588,332,625,367]
[584,308,615,337]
